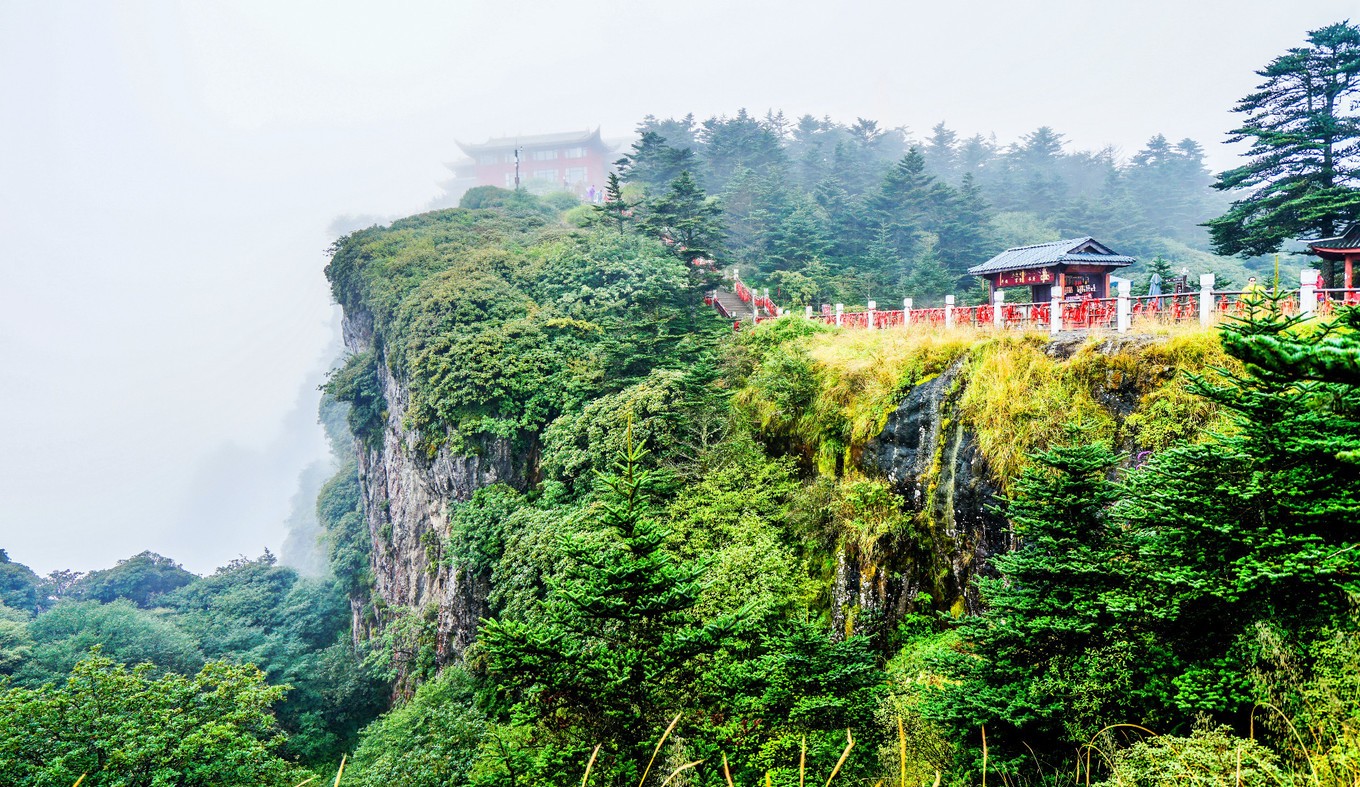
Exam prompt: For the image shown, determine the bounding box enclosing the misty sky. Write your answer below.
[1,0,1353,576]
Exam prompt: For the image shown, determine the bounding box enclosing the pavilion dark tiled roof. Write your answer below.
[1308,222,1360,251]
[968,237,1136,276]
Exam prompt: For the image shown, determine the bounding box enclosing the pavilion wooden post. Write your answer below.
[1347,254,1355,291]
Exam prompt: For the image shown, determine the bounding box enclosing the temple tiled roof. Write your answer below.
[968,237,1136,276]
[457,128,604,155]
[1308,222,1360,252]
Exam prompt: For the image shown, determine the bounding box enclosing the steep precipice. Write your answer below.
[321,205,1236,676]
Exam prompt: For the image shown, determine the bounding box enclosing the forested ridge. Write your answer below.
[3,20,1360,787]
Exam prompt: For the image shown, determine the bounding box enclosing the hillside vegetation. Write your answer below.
[6,41,1360,782]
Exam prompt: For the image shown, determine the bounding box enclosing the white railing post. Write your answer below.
[867,300,877,330]
[993,289,1005,329]
[903,298,912,327]
[805,305,814,319]
[1050,285,1062,335]
[945,295,955,328]
[835,303,844,327]
[1199,274,1215,327]
[1300,268,1318,317]
[1116,278,1131,333]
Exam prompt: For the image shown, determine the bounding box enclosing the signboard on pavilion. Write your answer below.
[996,268,1054,288]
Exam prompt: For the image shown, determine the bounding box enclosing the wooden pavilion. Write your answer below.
[968,237,1136,303]
[1307,222,1360,290]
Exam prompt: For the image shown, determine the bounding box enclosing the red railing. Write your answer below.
[733,279,777,317]
[1130,294,1197,322]
[1317,288,1360,315]
[743,286,1359,332]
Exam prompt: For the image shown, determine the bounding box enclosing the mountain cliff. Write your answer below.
[321,204,1233,678]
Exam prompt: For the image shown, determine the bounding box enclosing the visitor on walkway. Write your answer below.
[1244,276,1267,318]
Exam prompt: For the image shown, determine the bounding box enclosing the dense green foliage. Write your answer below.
[0,653,305,787]
[11,599,204,686]
[0,547,384,774]
[0,548,44,615]
[479,441,735,784]
[906,301,1360,781]
[67,551,196,608]
[323,201,722,456]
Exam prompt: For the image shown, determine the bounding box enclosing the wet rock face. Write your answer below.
[853,358,1009,623]
[344,308,528,664]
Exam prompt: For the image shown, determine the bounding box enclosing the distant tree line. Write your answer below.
[609,109,1228,306]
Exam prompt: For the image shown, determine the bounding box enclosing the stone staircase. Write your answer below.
[708,277,777,323]
[710,287,755,322]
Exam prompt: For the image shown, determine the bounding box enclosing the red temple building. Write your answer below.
[968,237,1136,303]
[443,129,616,200]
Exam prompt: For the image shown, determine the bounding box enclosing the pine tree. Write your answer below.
[479,439,740,781]
[616,131,699,195]
[931,433,1155,767]
[1114,306,1360,718]
[596,173,632,234]
[1206,21,1360,277]
[642,171,725,264]
[937,173,994,282]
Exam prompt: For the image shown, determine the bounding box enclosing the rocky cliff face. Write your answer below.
[834,335,1186,632]
[343,308,529,664]
[853,356,1009,625]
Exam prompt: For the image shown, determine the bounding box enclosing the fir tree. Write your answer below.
[616,131,699,195]
[1114,306,1360,718]
[924,121,959,183]
[937,173,994,282]
[900,237,957,302]
[930,433,1155,768]
[479,438,741,782]
[642,171,725,264]
[766,199,831,273]
[867,149,950,268]
[1206,21,1360,278]
[596,173,632,234]
[1143,255,1173,296]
